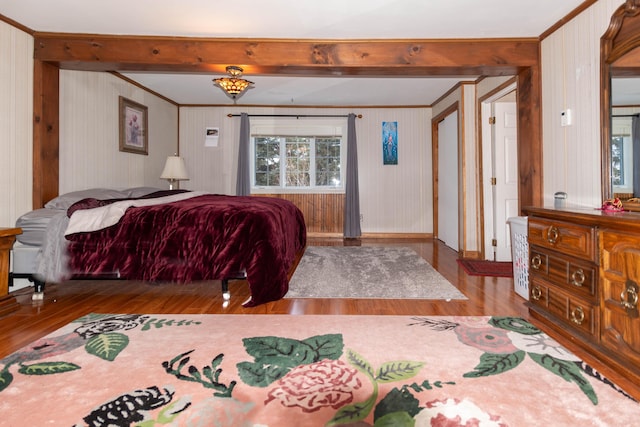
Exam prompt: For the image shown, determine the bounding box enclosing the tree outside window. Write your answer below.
[253,135,342,190]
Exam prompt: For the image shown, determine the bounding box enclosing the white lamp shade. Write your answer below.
[160,156,189,181]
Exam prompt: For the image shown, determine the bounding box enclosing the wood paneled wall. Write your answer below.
[58,70,178,195]
[260,193,344,236]
[540,0,623,207]
[0,22,33,224]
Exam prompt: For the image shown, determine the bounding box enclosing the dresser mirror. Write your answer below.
[601,0,640,211]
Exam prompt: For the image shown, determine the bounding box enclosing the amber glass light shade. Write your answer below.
[214,66,254,99]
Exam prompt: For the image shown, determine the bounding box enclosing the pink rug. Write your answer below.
[0,314,637,426]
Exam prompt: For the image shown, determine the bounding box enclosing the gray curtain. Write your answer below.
[344,113,361,238]
[236,112,250,196]
[634,116,640,198]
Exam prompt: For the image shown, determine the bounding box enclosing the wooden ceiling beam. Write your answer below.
[33,33,538,76]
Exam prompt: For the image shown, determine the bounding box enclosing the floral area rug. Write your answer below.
[0,314,637,426]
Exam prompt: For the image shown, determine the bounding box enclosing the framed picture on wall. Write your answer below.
[119,96,148,155]
[382,121,398,165]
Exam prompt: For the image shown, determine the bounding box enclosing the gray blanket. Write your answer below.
[35,211,70,283]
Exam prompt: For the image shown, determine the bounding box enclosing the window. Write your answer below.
[252,134,343,190]
[612,117,634,194]
[611,134,626,186]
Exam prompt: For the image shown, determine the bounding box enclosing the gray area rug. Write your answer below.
[286,246,468,300]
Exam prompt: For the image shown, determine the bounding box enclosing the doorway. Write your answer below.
[436,110,460,251]
[480,83,518,261]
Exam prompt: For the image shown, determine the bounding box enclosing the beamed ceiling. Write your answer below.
[1,0,591,105]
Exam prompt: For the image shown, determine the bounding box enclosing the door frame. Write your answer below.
[478,79,518,260]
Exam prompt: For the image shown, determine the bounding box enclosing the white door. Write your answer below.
[493,101,519,261]
[437,111,459,251]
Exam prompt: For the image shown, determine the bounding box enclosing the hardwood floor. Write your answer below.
[0,237,527,358]
[5,236,639,399]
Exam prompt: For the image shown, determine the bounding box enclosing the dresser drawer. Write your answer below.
[529,249,597,300]
[529,279,598,338]
[528,218,596,262]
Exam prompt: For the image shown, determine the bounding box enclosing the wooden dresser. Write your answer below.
[524,207,640,395]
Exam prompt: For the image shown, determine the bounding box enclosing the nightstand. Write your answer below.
[0,227,22,316]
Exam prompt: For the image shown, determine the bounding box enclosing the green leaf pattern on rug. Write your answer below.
[376,361,425,383]
[373,387,423,423]
[140,317,203,331]
[488,316,541,335]
[373,410,416,427]
[163,350,236,397]
[237,334,343,387]
[529,353,598,405]
[0,370,13,393]
[0,314,203,395]
[85,332,129,362]
[17,361,81,375]
[328,392,378,427]
[463,351,525,378]
[325,349,425,426]
[347,348,376,378]
[458,316,600,405]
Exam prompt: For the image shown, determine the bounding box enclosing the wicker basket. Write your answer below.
[507,216,529,300]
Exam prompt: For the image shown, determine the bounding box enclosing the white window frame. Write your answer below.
[250,119,346,194]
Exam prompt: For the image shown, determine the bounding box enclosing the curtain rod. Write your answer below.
[227,113,362,118]
[613,113,640,117]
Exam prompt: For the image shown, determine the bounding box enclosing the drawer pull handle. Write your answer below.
[531,255,542,270]
[571,306,585,325]
[620,286,639,310]
[546,226,560,244]
[531,286,542,301]
[571,269,585,287]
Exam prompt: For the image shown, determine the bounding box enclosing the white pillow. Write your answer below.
[125,187,164,198]
[44,188,130,210]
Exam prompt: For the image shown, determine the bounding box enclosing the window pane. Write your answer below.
[286,139,310,187]
[612,136,623,186]
[316,137,341,187]
[255,137,280,186]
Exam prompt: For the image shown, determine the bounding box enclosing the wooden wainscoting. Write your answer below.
[259,193,344,236]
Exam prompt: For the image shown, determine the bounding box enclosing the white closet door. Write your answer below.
[494,101,519,261]
[437,111,459,251]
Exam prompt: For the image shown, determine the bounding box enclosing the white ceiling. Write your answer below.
[1,0,589,106]
[612,78,640,107]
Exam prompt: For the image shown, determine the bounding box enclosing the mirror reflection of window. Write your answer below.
[612,116,634,195]
[611,135,624,186]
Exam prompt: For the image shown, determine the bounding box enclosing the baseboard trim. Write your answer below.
[307,232,433,239]
[361,233,432,239]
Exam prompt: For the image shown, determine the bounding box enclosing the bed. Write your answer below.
[11,187,153,295]
[11,188,307,307]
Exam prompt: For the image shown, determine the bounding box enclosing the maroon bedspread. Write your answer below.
[65,194,307,307]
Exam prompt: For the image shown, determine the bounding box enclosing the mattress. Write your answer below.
[11,242,40,274]
[15,208,64,246]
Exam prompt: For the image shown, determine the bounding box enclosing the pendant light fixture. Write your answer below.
[213,66,254,101]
